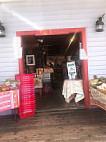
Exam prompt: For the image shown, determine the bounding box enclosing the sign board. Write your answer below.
[13,37,22,59]
[0,90,19,112]
[80,48,88,60]
[67,61,76,79]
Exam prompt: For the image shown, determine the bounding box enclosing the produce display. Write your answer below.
[0,79,20,92]
[90,77,106,94]
[97,83,106,94]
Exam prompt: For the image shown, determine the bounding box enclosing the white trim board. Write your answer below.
[0,0,22,2]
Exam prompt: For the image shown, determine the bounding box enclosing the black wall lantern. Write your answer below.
[0,21,5,37]
[96,13,105,32]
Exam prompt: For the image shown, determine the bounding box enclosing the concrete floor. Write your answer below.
[35,87,84,112]
[0,108,105,142]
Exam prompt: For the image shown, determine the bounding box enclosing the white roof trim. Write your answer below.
[0,0,22,2]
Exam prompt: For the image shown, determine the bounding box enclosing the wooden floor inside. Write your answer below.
[35,81,84,112]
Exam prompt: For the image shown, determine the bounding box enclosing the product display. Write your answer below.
[0,79,20,92]
[90,77,106,93]
[90,76,106,110]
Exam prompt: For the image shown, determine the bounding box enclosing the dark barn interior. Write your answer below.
[21,33,84,111]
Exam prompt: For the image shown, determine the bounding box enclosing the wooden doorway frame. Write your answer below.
[16,28,90,108]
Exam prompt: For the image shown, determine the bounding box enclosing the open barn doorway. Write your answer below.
[17,28,90,111]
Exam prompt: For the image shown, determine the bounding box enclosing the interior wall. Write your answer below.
[0,0,106,81]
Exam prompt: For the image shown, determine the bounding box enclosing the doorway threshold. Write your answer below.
[35,105,85,113]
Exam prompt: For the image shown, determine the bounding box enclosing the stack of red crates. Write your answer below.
[15,74,35,119]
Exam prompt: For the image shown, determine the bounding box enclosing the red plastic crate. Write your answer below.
[15,74,35,119]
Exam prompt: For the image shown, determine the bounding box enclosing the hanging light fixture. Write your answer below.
[0,21,5,37]
[96,13,105,32]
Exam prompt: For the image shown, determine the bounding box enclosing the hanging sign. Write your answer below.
[80,48,88,60]
[13,37,22,59]
[15,47,22,59]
